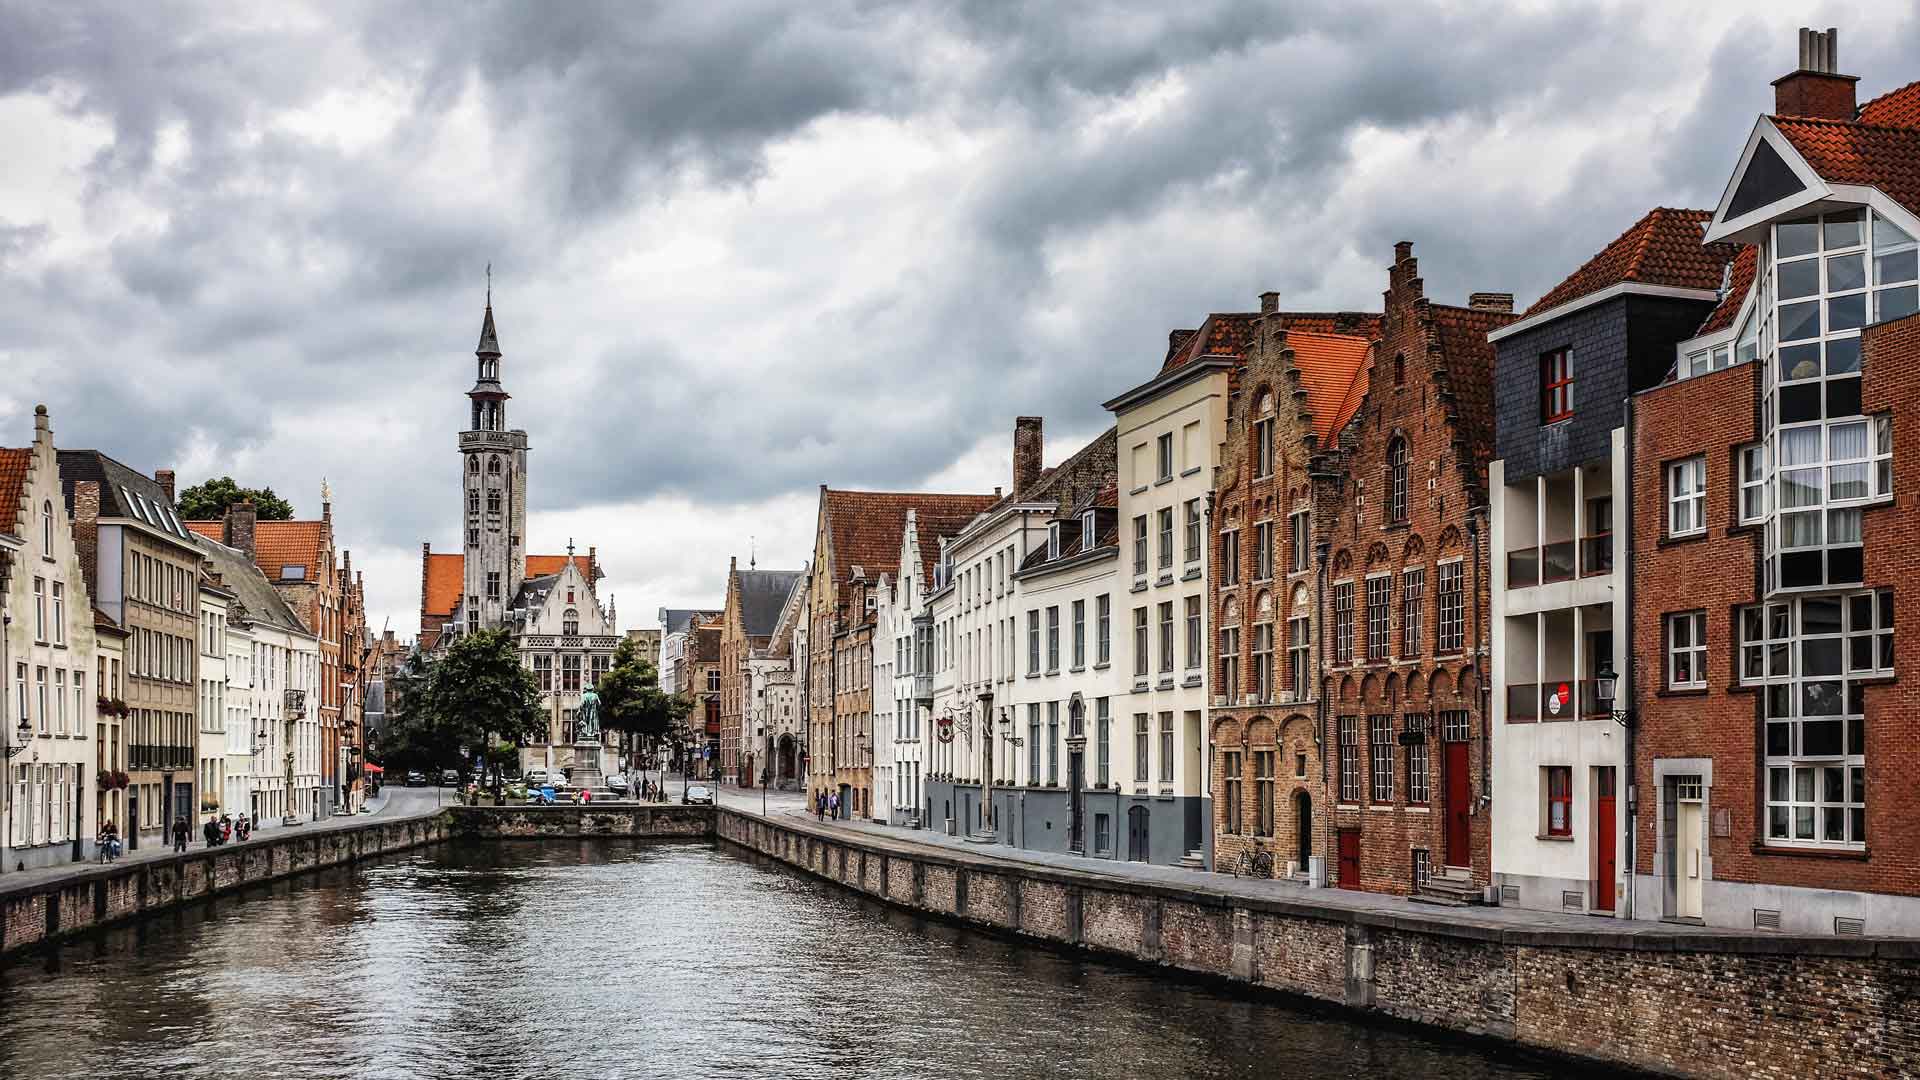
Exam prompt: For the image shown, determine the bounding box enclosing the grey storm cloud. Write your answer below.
[3,0,1920,626]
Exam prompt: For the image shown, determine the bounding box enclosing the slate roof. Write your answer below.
[0,447,27,536]
[55,450,197,544]
[1775,116,1920,221]
[193,533,311,637]
[822,488,999,591]
[1287,331,1375,441]
[1697,244,1759,336]
[660,608,721,636]
[737,569,805,638]
[1520,208,1740,319]
[420,552,599,620]
[1859,80,1920,128]
[1430,303,1518,467]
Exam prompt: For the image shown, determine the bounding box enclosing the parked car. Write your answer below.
[441,769,461,786]
[604,774,630,796]
[682,784,714,806]
[405,770,426,787]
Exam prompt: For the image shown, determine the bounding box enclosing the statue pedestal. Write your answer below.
[571,743,603,792]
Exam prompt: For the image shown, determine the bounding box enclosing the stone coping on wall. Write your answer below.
[719,808,1920,960]
[444,804,715,839]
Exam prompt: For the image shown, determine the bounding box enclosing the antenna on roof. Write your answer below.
[750,534,757,570]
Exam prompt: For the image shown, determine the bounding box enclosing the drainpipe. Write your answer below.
[1314,535,1330,873]
[1622,404,1638,922]
[1469,510,1489,820]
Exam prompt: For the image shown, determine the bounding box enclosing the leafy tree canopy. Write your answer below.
[178,476,295,521]
[377,630,544,778]
[597,635,688,744]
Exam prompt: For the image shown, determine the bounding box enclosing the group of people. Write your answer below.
[94,812,255,863]
[814,791,840,820]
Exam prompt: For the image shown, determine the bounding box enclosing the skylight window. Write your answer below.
[281,565,307,580]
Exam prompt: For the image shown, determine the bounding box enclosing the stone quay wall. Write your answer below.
[444,803,714,840]
[0,814,448,959]
[716,810,1920,1080]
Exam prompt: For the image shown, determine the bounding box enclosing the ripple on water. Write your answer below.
[0,842,1577,1080]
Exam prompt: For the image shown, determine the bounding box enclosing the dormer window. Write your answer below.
[1048,522,1061,559]
[1081,510,1096,545]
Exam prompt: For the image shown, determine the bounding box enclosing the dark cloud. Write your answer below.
[3,1,1919,626]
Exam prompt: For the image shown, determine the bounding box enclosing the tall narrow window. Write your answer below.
[1255,521,1274,580]
[1134,714,1151,783]
[1255,750,1275,836]
[1255,417,1275,478]
[1337,716,1360,803]
[1158,509,1174,569]
[1157,602,1174,674]
[1289,511,1309,573]
[1220,626,1240,702]
[1158,712,1174,784]
[1133,516,1148,576]
[1333,582,1355,665]
[1369,715,1394,803]
[1096,595,1111,665]
[1287,616,1309,699]
[1096,698,1111,786]
[1028,610,1041,674]
[1222,530,1241,585]
[1545,766,1572,836]
[1185,596,1202,672]
[1133,608,1149,679]
[1387,437,1409,523]
[1253,622,1273,702]
[1071,599,1085,668]
[1157,432,1174,481]
[1401,567,1425,658]
[1437,562,1464,654]
[1046,606,1060,672]
[1223,751,1244,834]
[1184,500,1202,565]
[1668,456,1706,537]
[1540,348,1574,423]
[1405,715,1430,804]
[1667,611,1707,689]
[1365,575,1390,661]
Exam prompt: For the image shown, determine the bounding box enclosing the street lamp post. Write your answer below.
[5,715,30,873]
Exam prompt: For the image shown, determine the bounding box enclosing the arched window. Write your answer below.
[468,456,479,474]
[41,500,52,552]
[563,609,579,636]
[486,491,501,514]
[487,455,502,476]
[467,491,480,515]
[1387,437,1409,523]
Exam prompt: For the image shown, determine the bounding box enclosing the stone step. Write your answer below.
[1177,850,1206,869]
[1407,892,1472,908]
[1412,874,1484,905]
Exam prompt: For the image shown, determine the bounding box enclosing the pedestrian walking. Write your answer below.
[220,815,233,844]
[828,792,839,820]
[202,816,221,847]
[172,815,190,853]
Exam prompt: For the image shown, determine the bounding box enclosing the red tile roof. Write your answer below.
[1286,331,1375,441]
[419,552,598,619]
[823,489,999,591]
[1697,244,1759,336]
[1859,80,1920,129]
[1159,311,1381,376]
[1521,208,1739,319]
[1775,115,1920,221]
[0,448,27,536]
[1430,303,1519,467]
[186,519,329,583]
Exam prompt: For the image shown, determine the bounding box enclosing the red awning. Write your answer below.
[362,763,384,774]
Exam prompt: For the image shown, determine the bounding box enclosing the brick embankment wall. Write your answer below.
[716,810,1920,1080]
[0,814,449,958]
[444,804,713,840]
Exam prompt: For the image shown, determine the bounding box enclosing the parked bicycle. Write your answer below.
[1233,847,1274,879]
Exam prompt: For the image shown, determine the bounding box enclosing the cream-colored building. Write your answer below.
[195,573,231,821]
[3,406,102,868]
[1103,351,1228,864]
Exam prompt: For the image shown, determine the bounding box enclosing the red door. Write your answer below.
[1594,768,1617,911]
[1336,828,1361,891]
[1443,740,1471,867]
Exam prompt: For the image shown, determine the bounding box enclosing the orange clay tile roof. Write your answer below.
[1286,331,1375,441]
[1160,311,1380,376]
[1859,80,1920,129]
[1430,303,1519,468]
[419,552,599,619]
[1521,208,1740,319]
[187,519,330,582]
[1775,115,1920,221]
[1697,244,1759,336]
[823,489,999,590]
[0,448,27,536]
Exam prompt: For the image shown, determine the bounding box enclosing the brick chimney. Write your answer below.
[1774,27,1857,122]
[153,469,175,503]
[71,479,101,597]
[1468,292,1515,313]
[1259,291,1280,315]
[224,498,258,560]
[1013,416,1044,495]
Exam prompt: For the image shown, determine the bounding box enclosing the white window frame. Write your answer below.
[1668,456,1706,537]
[1666,611,1707,690]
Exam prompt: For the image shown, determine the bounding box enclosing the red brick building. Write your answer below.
[1319,244,1514,898]
[1208,299,1378,880]
[1629,30,1920,933]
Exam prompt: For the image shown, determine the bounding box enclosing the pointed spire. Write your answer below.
[477,264,501,357]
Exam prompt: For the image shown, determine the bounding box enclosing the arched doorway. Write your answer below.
[1127,805,1150,862]
[776,735,797,788]
[1294,790,1312,871]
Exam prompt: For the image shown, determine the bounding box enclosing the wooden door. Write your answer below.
[1443,740,1471,866]
[1677,800,1704,918]
[1594,768,1617,912]
[1127,805,1149,862]
[1336,828,1361,890]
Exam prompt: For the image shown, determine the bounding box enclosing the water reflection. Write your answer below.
[0,841,1580,1080]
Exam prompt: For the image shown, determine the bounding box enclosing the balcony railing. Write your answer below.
[911,673,933,702]
[1508,534,1612,588]
[1581,533,1614,577]
[1506,681,1607,722]
[129,744,193,771]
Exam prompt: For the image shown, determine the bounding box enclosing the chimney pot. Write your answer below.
[1259,291,1280,316]
[225,498,258,560]
[1774,27,1857,121]
[1013,416,1044,495]
[1394,241,1414,262]
[1468,292,1515,314]
[154,469,175,503]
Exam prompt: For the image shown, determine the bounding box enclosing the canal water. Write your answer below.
[0,841,1576,1079]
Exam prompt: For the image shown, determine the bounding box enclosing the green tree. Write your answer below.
[597,636,688,799]
[380,630,544,792]
[177,476,295,521]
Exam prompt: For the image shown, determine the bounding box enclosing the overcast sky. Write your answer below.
[3,2,1916,635]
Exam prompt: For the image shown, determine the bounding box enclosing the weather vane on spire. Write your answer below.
[486,262,492,305]
[321,476,331,504]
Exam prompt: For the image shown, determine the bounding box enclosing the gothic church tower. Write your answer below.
[460,289,530,632]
